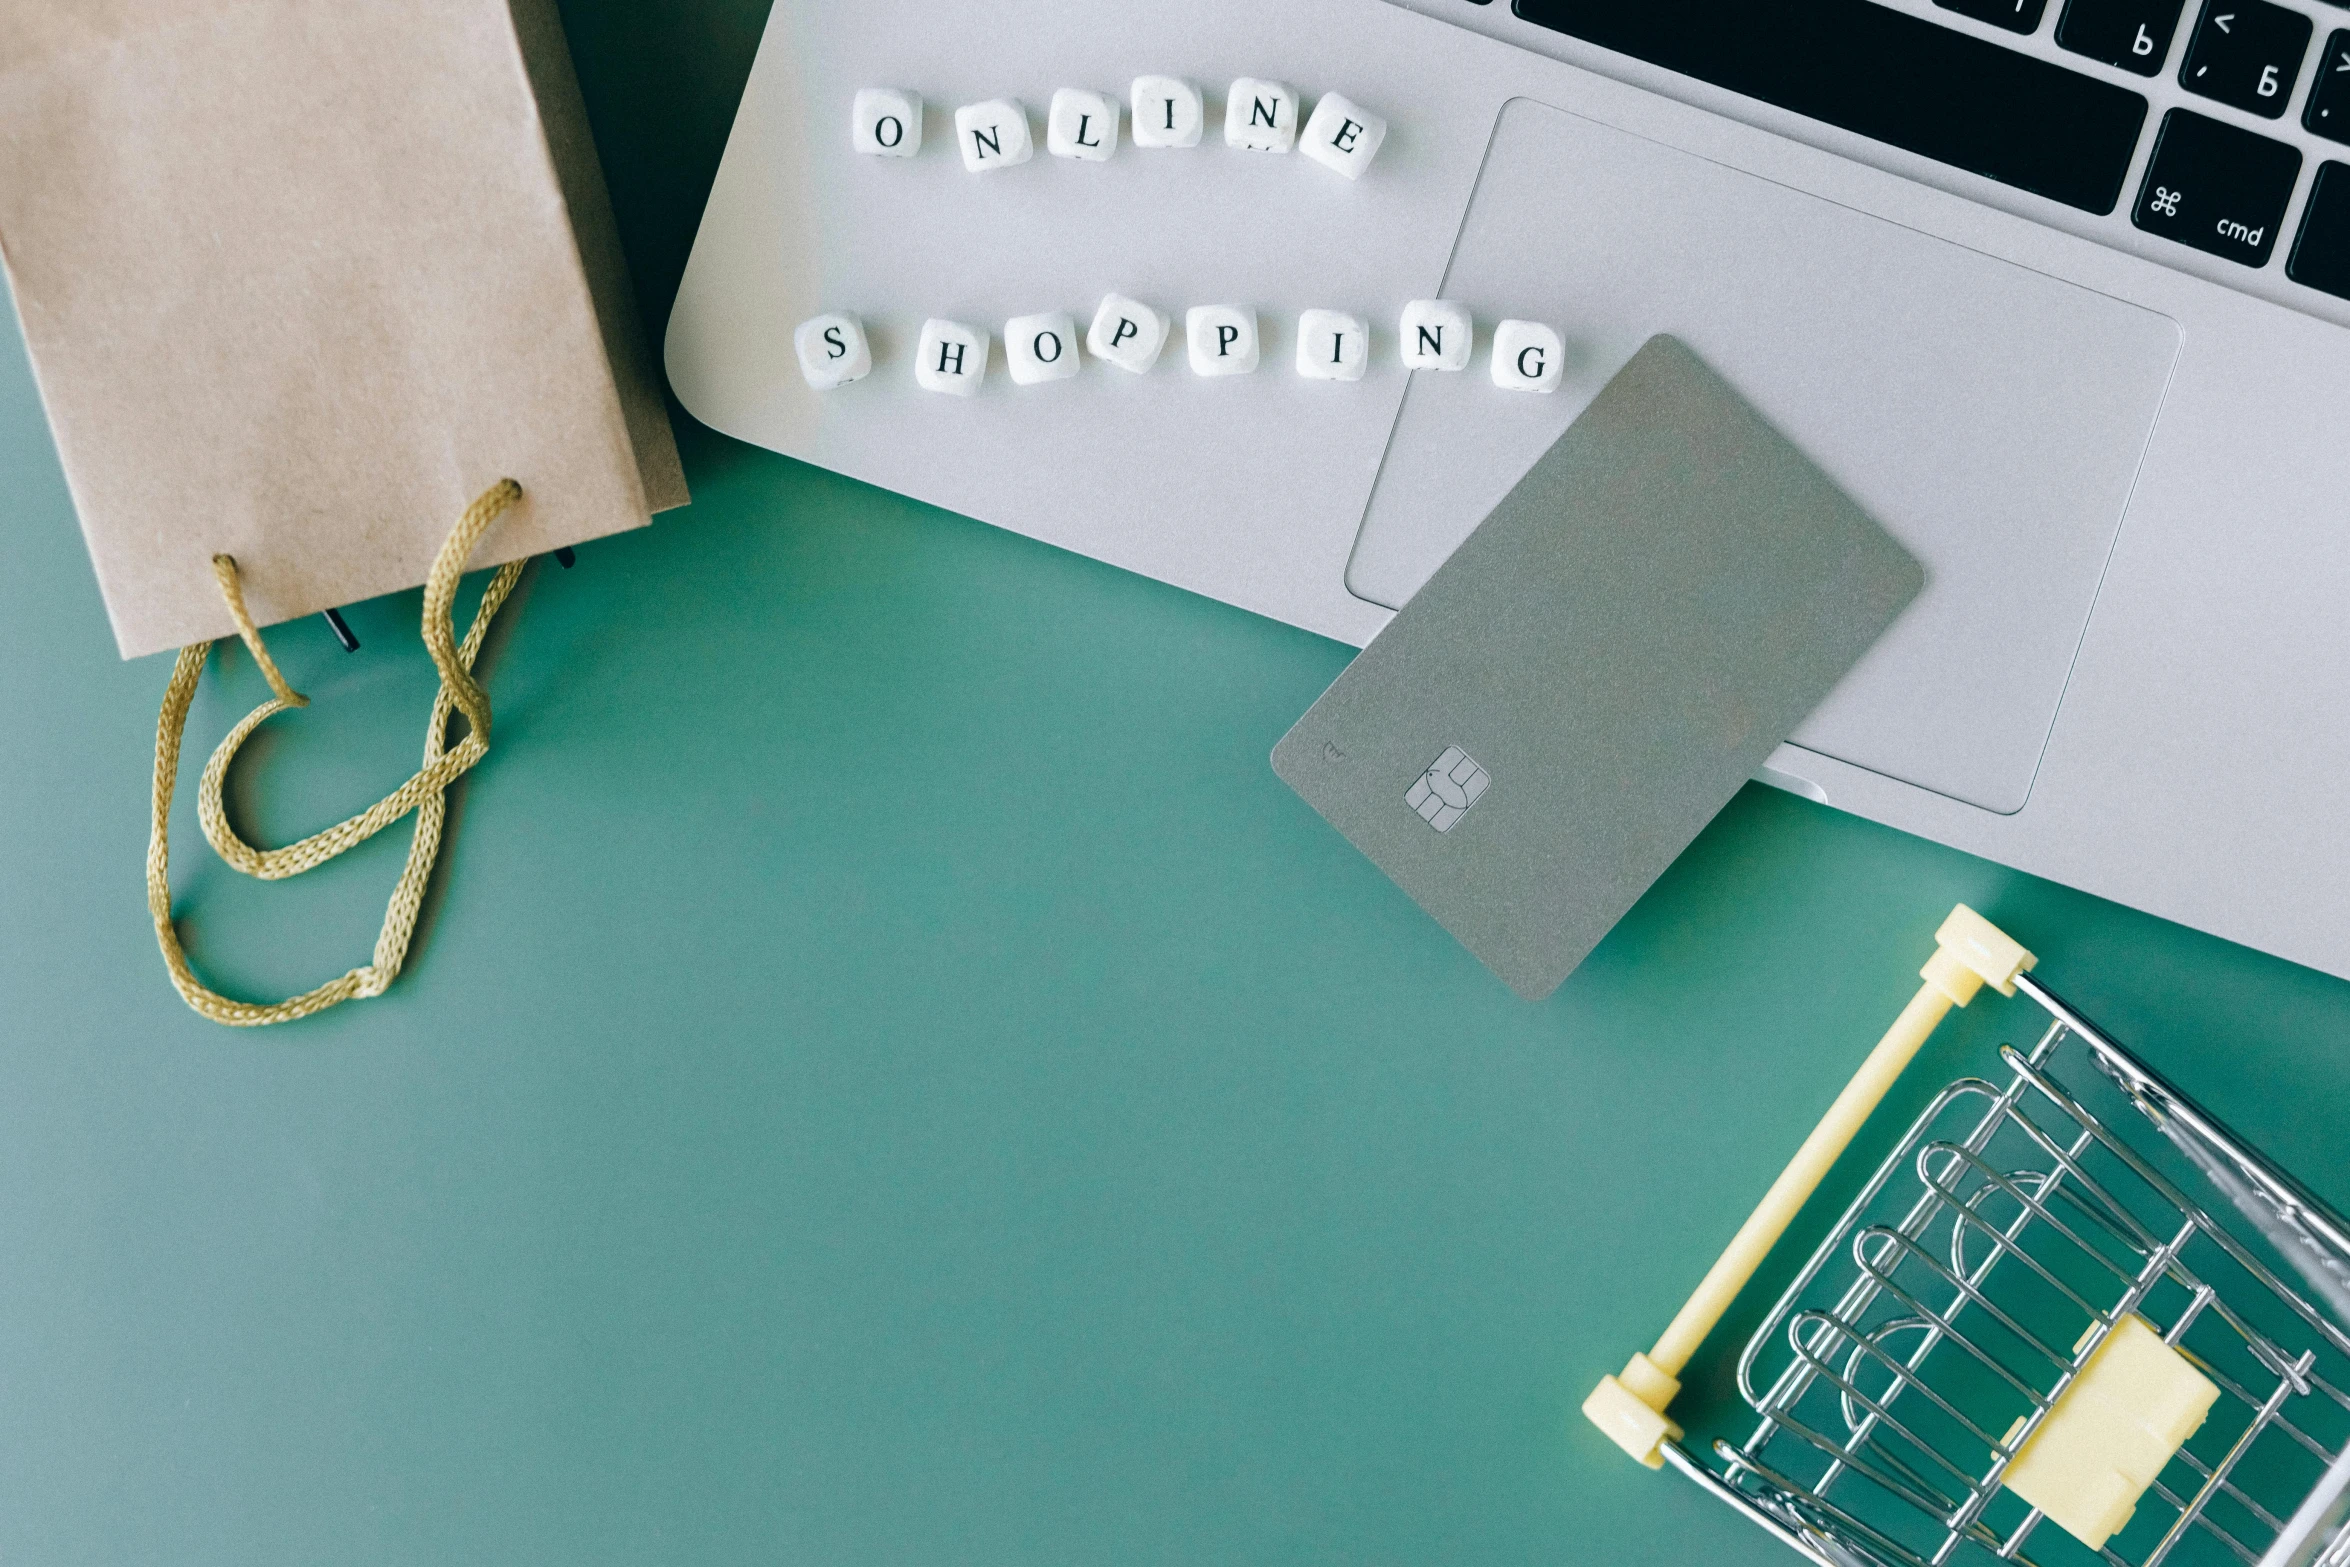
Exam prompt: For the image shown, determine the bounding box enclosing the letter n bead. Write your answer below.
[1491,320,1564,393]
[794,312,872,390]
[1223,79,1297,152]
[915,318,988,395]
[1300,92,1387,179]
[852,88,923,157]
[1006,312,1081,384]
[1399,301,1471,371]
[955,99,1033,172]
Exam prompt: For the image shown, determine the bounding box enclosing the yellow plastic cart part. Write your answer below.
[2000,1315,2219,1552]
[1584,905,2036,1468]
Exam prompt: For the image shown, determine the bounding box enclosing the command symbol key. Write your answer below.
[2133,108,2303,265]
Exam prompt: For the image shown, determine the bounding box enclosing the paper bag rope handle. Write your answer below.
[148,479,527,1026]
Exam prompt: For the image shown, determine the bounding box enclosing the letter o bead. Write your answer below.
[852,88,923,157]
[1491,319,1564,393]
[794,311,872,390]
[1006,312,1081,384]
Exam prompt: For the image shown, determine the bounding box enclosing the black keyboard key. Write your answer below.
[2134,108,2304,262]
[2179,0,2314,117]
[2058,0,2189,73]
[2307,29,2350,141]
[2288,159,2350,295]
[1939,0,2050,34]
[1511,0,2151,213]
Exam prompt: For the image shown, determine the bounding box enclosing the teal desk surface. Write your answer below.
[2,5,2344,1562]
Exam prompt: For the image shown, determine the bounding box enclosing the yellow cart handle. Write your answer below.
[1583,904,2037,1468]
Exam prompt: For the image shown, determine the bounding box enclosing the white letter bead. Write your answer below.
[1223,79,1297,152]
[1399,300,1472,371]
[1046,88,1121,161]
[1295,310,1369,381]
[794,312,872,390]
[1491,320,1564,393]
[852,88,923,157]
[915,318,988,394]
[1300,93,1387,179]
[1005,312,1081,384]
[954,100,1033,172]
[1185,306,1260,375]
[1129,76,1203,148]
[1086,293,1169,373]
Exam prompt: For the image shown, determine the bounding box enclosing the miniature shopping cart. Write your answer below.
[1586,907,2350,1567]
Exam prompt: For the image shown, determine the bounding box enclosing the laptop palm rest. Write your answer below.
[1347,97,2180,816]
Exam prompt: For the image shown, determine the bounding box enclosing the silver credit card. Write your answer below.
[1273,336,1921,999]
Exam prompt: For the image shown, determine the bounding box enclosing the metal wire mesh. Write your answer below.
[1710,1009,2350,1567]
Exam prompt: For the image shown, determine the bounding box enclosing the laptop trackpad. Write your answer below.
[1346,97,2179,816]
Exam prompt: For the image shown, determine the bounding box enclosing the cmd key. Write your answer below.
[2134,108,2303,263]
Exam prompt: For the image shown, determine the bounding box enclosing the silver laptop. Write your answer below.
[667,0,2350,981]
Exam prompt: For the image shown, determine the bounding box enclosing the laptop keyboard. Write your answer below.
[1510,0,2350,303]
[2054,0,2188,73]
[2310,28,2350,137]
[2178,0,2311,115]
[2136,108,2301,261]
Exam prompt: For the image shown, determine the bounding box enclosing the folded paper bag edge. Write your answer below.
[507,0,688,517]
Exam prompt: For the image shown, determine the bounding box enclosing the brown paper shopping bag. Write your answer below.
[0,0,689,1023]
[0,0,687,658]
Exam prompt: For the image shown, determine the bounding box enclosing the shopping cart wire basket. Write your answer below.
[1585,907,2350,1567]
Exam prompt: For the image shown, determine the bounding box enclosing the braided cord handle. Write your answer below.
[148,480,529,1026]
